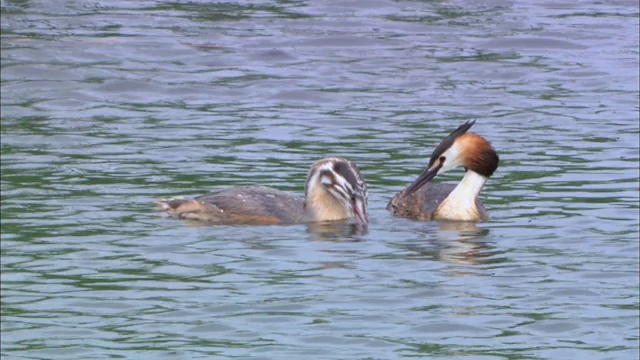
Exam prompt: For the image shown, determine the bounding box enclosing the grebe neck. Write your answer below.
[435,170,487,221]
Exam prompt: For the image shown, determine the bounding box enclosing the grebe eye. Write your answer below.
[439,156,446,163]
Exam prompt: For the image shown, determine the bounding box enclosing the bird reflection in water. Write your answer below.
[305,220,368,241]
[434,221,491,265]
[398,221,493,266]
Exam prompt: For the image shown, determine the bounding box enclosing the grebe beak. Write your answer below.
[352,196,368,225]
[403,161,443,197]
[325,180,368,225]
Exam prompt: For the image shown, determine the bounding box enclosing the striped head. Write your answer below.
[304,157,368,224]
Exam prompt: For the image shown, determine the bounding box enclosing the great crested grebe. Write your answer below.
[155,157,368,225]
[387,120,499,222]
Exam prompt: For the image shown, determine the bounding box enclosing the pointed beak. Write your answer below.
[328,182,368,225]
[351,197,368,225]
[403,163,442,197]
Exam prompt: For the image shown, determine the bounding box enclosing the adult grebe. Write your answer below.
[387,120,499,222]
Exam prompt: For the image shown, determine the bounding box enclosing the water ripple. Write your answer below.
[2,0,638,359]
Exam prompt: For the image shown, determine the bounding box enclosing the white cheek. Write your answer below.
[439,143,463,173]
[440,160,458,174]
[320,176,332,186]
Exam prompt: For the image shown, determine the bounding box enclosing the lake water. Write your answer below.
[2,0,639,359]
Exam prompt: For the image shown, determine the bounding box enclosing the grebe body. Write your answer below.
[387,120,498,222]
[387,174,489,221]
[156,157,368,225]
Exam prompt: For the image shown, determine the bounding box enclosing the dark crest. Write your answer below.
[428,119,476,167]
[333,161,361,189]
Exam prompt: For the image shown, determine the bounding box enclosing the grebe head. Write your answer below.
[404,120,499,196]
[305,157,368,224]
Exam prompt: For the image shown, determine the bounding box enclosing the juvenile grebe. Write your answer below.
[156,157,368,225]
[387,120,499,222]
